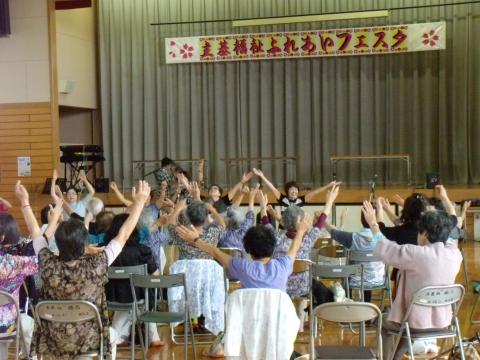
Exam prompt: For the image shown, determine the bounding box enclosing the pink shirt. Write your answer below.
[374,237,462,329]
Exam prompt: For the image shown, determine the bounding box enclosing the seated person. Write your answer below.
[176,213,310,292]
[217,184,257,253]
[205,172,253,214]
[324,211,386,302]
[0,213,38,359]
[266,183,339,298]
[87,210,115,245]
[16,180,150,359]
[361,201,462,360]
[104,214,162,347]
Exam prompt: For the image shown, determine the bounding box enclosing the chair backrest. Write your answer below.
[107,264,147,280]
[0,290,16,307]
[218,247,243,258]
[404,284,465,322]
[314,237,332,249]
[312,302,383,359]
[131,273,185,290]
[224,288,300,359]
[310,263,361,279]
[36,300,103,326]
[293,259,313,273]
[35,300,104,358]
[347,250,380,263]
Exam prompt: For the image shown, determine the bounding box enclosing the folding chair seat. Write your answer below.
[386,284,465,360]
[310,302,383,360]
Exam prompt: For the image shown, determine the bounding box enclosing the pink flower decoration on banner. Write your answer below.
[179,43,194,59]
[422,29,440,47]
[168,41,195,59]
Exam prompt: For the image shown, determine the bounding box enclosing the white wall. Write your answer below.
[0,0,50,103]
[56,6,97,109]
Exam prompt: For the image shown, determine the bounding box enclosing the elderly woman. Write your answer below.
[361,200,462,360]
[16,180,150,359]
[263,184,339,298]
[217,185,257,253]
[0,213,38,358]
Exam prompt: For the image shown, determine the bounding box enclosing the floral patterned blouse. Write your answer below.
[167,223,224,260]
[0,250,38,333]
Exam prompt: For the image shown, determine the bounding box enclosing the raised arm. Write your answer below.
[205,202,226,228]
[232,185,249,207]
[252,168,281,200]
[110,181,133,207]
[15,181,41,239]
[165,198,187,225]
[50,169,59,203]
[228,171,253,200]
[0,196,12,209]
[286,214,310,260]
[79,170,95,197]
[115,181,151,247]
[44,200,63,240]
[257,190,269,220]
[248,183,259,211]
[380,197,399,224]
[435,185,456,216]
[305,181,339,203]
[176,225,233,267]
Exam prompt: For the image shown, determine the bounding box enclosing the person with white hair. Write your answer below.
[217,185,258,254]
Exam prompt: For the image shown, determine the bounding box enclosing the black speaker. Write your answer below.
[426,173,440,189]
[95,178,110,193]
[42,178,67,194]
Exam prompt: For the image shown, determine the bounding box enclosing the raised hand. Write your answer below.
[392,194,404,207]
[241,171,254,183]
[176,224,200,243]
[257,191,268,208]
[361,200,377,228]
[132,180,151,205]
[296,213,311,235]
[79,170,87,183]
[110,181,119,192]
[190,181,201,201]
[15,180,29,206]
[325,183,340,204]
[252,168,264,178]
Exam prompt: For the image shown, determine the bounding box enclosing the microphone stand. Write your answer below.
[368,174,378,202]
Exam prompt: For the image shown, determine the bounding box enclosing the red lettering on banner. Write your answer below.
[234,38,248,56]
[373,31,389,49]
[283,36,299,54]
[354,34,369,49]
[250,38,264,54]
[218,39,230,56]
[267,37,282,55]
[392,29,407,49]
[201,40,213,58]
[336,32,352,51]
[301,35,317,53]
[319,34,334,52]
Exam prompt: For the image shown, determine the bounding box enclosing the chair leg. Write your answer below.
[189,317,197,360]
[405,325,414,360]
[455,317,465,360]
[137,323,147,360]
[184,318,188,360]
[461,248,469,291]
[131,316,135,360]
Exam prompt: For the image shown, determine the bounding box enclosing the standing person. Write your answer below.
[206,172,253,214]
[252,168,337,212]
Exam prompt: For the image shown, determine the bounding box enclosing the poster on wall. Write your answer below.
[165,21,446,64]
[17,156,31,177]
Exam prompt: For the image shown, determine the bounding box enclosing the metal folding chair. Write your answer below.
[0,290,26,360]
[308,262,363,341]
[388,284,465,360]
[292,259,313,333]
[35,300,104,359]
[107,264,148,360]
[310,302,383,359]
[347,250,391,309]
[131,273,196,360]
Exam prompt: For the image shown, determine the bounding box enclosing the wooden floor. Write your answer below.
[7,239,480,359]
